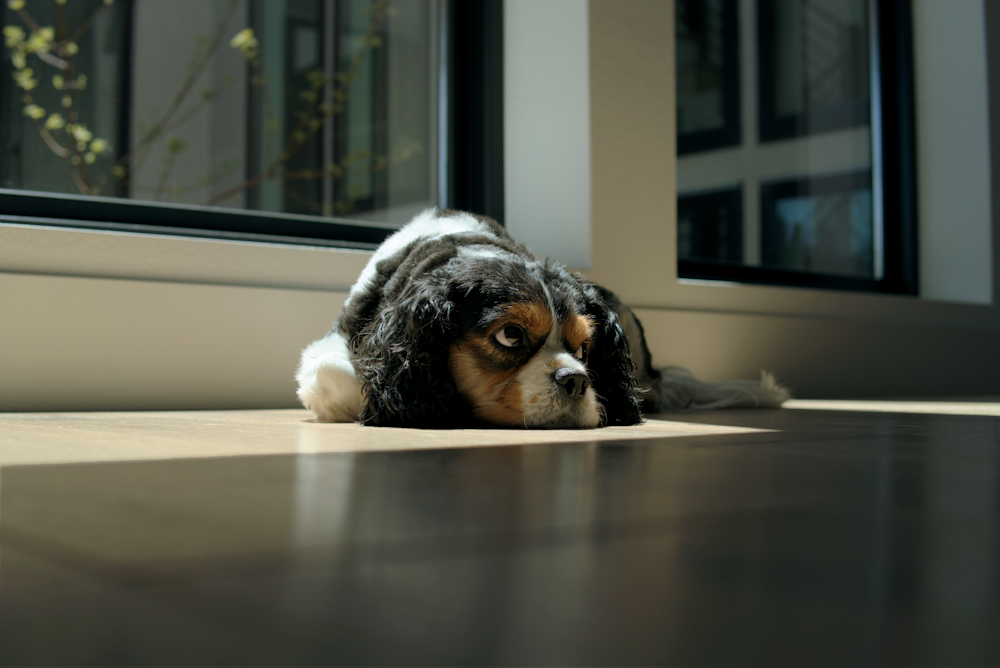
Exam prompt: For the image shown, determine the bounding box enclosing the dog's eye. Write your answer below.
[495,325,525,348]
[572,343,587,360]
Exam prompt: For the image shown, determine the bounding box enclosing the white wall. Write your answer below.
[504,0,591,268]
[913,0,994,304]
[0,273,343,411]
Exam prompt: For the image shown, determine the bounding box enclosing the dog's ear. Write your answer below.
[582,284,643,426]
[353,249,466,427]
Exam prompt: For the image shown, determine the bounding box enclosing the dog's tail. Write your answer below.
[651,366,791,410]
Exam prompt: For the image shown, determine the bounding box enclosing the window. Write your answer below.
[675,0,917,294]
[0,0,501,248]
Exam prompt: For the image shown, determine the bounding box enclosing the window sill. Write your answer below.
[0,222,371,292]
[647,276,1000,331]
[5,220,997,334]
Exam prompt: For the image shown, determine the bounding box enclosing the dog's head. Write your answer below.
[354,241,642,429]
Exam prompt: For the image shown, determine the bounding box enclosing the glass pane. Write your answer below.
[1,0,128,197]
[761,172,873,276]
[760,0,870,139]
[1,0,437,225]
[676,0,877,283]
[675,0,740,153]
[677,188,743,263]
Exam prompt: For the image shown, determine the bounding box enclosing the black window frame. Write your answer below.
[678,0,918,295]
[0,0,504,251]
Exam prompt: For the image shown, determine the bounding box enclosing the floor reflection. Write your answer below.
[0,431,997,666]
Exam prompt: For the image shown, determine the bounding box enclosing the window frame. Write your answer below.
[678,0,919,296]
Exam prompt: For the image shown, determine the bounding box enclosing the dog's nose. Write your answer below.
[553,368,590,398]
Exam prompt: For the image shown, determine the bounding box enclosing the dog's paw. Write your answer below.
[296,334,363,422]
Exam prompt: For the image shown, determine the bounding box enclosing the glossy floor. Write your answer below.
[0,404,998,666]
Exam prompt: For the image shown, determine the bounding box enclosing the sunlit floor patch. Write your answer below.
[0,411,773,467]
[785,398,1000,417]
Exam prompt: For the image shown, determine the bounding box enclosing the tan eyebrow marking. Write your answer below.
[562,313,594,351]
[501,302,553,341]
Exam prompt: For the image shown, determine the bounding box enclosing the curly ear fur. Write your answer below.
[581,284,643,426]
[354,285,463,427]
[350,244,472,428]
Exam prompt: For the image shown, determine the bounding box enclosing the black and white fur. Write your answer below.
[296,209,788,428]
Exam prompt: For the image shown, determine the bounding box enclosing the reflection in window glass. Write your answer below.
[762,172,873,277]
[760,0,870,140]
[677,0,880,285]
[0,0,437,225]
[675,0,739,154]
[677,188,743,264]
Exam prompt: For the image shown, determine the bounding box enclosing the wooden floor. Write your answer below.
[0,401,997,665]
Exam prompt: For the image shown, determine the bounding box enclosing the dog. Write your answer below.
[296,208,789,428]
